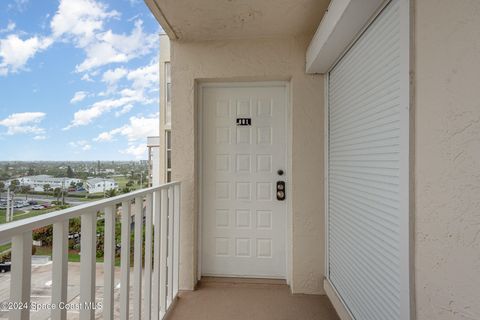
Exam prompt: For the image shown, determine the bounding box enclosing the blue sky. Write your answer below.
[0,0,164,161]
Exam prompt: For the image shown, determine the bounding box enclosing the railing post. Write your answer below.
[120,201,131,320]
[103,206,116,320]
[152,191,161,320]
[172,184,181,297]
[143,193,153,320]
[52,220,69,320]
[167,187,174,305]
[159,189,168,315]
[133,197,143,320]
[80,212,97,320]
[9,231,32,320]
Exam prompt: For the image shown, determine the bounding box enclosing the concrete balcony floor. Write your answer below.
[166,277,339,320]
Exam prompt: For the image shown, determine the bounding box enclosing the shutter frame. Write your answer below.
[325,0,412,319]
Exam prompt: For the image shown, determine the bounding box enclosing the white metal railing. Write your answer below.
[0,182,181,320]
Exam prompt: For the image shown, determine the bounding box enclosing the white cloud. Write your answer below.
[115,104,133,117]
[70,91,89,104]
[50,0,157,74]
[0,35,53,75]
[94,114,159,143]
[127,62,158,91]
[69,140,91,151]
[93,131,113,142]
[81,73,95,82]
[0,112,46,135]
[8,0,29,12]
[102,67,127,86]
[64,91,143,129]
[65,61,158,128]
[51,0,119,47]
[33,135,47,140]
[121,143,147,159]
[75,20,157,72]
[0,22,16,33]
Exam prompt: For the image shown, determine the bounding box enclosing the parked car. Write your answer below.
[32,205,44,210]
[0,263,11,273]
[28,200,38,205]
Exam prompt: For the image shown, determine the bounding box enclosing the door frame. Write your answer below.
[196,80,292,283]
[324,0,414,319]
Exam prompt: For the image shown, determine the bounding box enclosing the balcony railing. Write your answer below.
[0,182,181,320]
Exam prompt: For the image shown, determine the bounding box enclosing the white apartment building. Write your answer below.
[9,175,82,192]
[85,178,118,194]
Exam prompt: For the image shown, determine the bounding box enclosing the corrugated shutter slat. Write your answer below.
[328,1,403,319]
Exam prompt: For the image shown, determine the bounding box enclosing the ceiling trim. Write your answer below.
[144,0,179,40]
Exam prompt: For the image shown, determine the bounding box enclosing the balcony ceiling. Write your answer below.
[146,0,330,41]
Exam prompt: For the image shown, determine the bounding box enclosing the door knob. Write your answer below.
[277,169,284,176]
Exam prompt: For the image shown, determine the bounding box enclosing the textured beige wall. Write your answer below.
[415,1,480,319]
[170,36,325,293]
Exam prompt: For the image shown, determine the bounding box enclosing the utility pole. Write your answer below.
[6,187,14,222]
[10,191,14,221]
[62,178,65,205]
[6,187,10,222]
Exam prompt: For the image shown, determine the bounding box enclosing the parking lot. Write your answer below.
[0,262,138,320]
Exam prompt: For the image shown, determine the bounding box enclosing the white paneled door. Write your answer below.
[201,83,287,278]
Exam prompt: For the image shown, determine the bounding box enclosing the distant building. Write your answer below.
[85,178,118,194]
[6,175,82,192]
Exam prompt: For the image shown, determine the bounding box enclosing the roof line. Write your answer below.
[144,0,179,40]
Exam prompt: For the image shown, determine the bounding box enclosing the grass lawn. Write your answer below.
[0,242,11,253]
[0,206,68,224]
[35,246,120,265]
[114,175,143,191]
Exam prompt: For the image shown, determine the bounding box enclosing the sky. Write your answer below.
[0,0,164,161]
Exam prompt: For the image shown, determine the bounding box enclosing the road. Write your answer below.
[12,195,90,206]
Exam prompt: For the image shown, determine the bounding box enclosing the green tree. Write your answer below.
[10,179,20,191]
[53,187,62,202]
[43,184,51,192]
[66,166,74,178]
[0,181,4,199]
[33,225,53,246]
[20,185,31,200]
[121,187,132,194]
[69,217,81,234]
[105,188,117,198]
[27,167,35,175]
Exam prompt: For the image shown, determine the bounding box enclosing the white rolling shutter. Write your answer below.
[327,0,410,319]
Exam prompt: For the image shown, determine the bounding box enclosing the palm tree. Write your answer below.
[105,189,117,198]
[20,185,31,200]
[53,188,62,203]
[43,184,51,192]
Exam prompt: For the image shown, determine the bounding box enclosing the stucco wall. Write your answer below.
[415,1,480,319]
[170,35,325,293]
